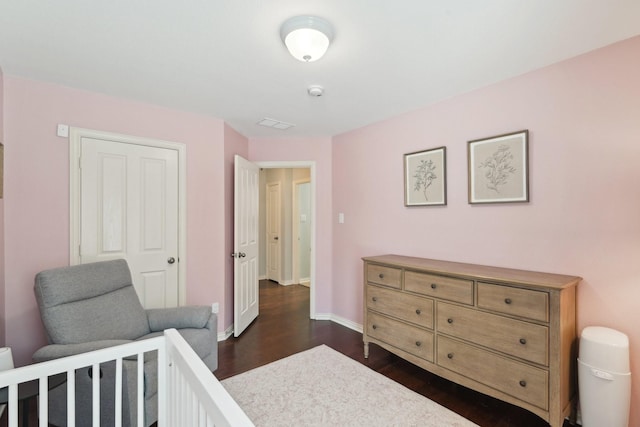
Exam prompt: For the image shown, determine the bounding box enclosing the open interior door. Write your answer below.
[233,155,260,337]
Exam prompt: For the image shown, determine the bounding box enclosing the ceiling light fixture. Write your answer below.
[280,16,334,62]
[307,85,324,97]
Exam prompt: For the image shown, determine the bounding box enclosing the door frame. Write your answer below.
[257,161,317,319]
[292,178,311,287]
[69,127,188,305]
[265,181,282,283]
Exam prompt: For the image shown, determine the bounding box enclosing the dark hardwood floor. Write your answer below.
[216,280,575,427]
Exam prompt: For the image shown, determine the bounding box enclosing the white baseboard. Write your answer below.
[314,313,363,334]
[218,314,364,342]
[218,324,234,341]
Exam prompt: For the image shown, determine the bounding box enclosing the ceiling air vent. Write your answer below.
[257,118,295,130]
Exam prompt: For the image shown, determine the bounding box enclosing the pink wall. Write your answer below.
[3,76,228,365]
[248,137,333,315]
[333,35,640,424]
[223,124,249,331]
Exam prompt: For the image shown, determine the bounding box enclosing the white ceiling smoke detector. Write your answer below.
[308,85,324,97]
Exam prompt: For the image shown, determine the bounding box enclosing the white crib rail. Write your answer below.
[163,329,253,427]
[0,329,253,427]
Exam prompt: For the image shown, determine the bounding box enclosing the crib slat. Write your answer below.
[39,376,48,427]
[199,403,206,427]
[115,357,123,427]
[67,369,76,427]
[92,363,100,427]
[7,384,17,427]
[156,344,167,426]
[137,352,144,427]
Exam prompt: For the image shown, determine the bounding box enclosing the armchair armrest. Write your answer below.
[146,306,213,332]
[32,340,133,363]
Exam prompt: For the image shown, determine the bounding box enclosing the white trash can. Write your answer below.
[578,326,631,427]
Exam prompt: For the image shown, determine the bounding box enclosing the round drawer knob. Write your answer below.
[504,298,512,305]
[519,380,527,388]
[447,318,453,324]
[415,309,421,315]
[372,325,377,330]
[379,273,384,279]
[519,338,527,345]
[415,341,422,347]
[430,283,437,289]
[372,297,377,302]
[447,353,454,359]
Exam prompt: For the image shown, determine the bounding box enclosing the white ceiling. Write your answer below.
[1,1,639,138]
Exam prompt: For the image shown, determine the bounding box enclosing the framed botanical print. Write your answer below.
[404,146,446,206]
[468,130,529,204]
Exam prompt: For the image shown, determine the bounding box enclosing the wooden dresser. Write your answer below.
[362,255,580,427]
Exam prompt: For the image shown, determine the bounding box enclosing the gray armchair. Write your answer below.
[33,259,218,427]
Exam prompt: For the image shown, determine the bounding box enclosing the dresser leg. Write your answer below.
[364,342,369,358]
[569,404,578,425]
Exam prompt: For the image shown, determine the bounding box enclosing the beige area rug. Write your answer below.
[221,345,478,427]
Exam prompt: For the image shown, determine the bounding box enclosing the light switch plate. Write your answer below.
[57,124,69,137]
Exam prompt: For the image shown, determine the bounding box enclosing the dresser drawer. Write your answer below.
[367,285,433,329]
[367,264,402,289]
[405,271,473,305]
[437,336,548,410]
[478,282,549,322]
[437,302,549,366]
[367,311,434,362]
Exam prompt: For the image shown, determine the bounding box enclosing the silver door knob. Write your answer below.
[168,257,176,264]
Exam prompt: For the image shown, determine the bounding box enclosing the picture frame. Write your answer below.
[404,146,446,206]
[468,130,529,204]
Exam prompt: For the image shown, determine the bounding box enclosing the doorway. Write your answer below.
[257,162,316,318]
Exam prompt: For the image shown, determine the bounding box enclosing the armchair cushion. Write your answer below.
[146,306,211,331]
[35,260,151,344]
[32,340,133,362]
